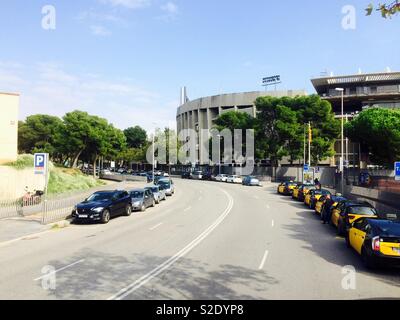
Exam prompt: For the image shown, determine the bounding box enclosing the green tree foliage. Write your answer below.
[124,126,148,149]
[345,108,400,166]
[18,115,63,156]
[366,1,400,18]
[256,95,340,165]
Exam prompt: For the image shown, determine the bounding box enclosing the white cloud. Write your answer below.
[161,2,178,14]
[99,0,151,9]
[0,62,177,131]
[90,25,112,36]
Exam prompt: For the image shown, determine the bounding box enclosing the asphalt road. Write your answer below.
[0,179,399,300]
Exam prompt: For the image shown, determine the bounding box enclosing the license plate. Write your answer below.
[79,215,88,218]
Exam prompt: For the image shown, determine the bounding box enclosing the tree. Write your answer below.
[124,126,147,149]
[18,115,64,158]
[345,108,400,166]
[366,1,400,18]
[256,95,340,165]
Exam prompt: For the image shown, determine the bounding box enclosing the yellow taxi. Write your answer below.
[346,217,400,269]
[331,200,378,235]
[277,181,298,196]
[314,195,346,215]
[292,184,314,201]
[304,189,331,209]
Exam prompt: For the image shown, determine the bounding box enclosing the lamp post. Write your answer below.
[217,134,221,175]
[335,88,345,195]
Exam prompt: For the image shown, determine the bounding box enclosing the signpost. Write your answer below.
[395,162,400,181]
[34,153,49,224]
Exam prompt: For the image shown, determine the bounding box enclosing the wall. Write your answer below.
[0,93,19,165]
[0,166,45,200]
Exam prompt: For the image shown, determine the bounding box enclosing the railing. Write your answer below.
[0,181,129,224]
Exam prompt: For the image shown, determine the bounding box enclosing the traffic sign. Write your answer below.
[34,153,48,175]
[304,164,310,172]
[395,162,400,181]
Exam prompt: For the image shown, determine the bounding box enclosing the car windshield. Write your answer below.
[130,191,144,198]
[151,188,159,193]
[348,206,377,215]
[86,193,113,202]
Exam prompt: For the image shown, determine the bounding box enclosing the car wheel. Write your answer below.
[362,247,377,269]
[152,200,156,207]
[141,204,146,212]
[125,205,132,216]
[101,209,111,224]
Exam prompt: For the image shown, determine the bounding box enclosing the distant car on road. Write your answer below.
[181,172,191,179]
[100,169,113,176]
[130,189,156,212]
[304,189,331,209]
[72,190,132,224]
[202,172,214,181]
[215,174,228,182]
[242,176,261,186]
[191,171,204,180]
[292,184,315,201]
[145,185,167,204]
[226,175,243,184]
[346,218,400,269]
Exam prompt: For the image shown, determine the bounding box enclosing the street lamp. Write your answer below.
[335,88,345,195]
[217,134,222,175]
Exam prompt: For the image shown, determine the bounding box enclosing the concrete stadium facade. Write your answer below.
[176,90,308,133]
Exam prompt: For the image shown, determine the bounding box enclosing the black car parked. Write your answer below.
[72,190,132,224]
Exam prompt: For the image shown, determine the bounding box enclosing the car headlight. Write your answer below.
[91,207,104,213]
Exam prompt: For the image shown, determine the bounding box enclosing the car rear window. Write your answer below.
[348,206,377,215]
[131,191,144,198]
[87,193,114,201]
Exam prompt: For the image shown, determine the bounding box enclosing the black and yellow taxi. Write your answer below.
[304,189,331,209]
[292,184,315,201]
[314,195,347,215]
[277,181,298,196]
[331,200,377,236]
[346,217,400,269]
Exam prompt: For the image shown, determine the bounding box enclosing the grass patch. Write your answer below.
[5,154,34,170]
[48,167,106,195]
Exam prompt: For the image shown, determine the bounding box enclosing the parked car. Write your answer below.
[242,176,261,186]
[157,179,175,196]
[314,194,347,215]
[215,174,228,182]
[145,185,167,204]
[202,172,214,181]
[191,171,204,180]
[331,200,378,235]
[100,169,113,176]
[226,175,243,184]
[72,190,132,224]
[130,189,155,212]
[304,189,331,209]
[292,184,315,201]
[181,172,191,179]
[346,218,400,269]
[277,181,298,195]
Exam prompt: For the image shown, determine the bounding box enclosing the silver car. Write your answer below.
[145,185,167,204]
[158,179,175,196]
[130,189,155,212]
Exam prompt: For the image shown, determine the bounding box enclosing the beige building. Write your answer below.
[0,92,19,165]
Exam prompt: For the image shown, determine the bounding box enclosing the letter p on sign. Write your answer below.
[34,153,48,175]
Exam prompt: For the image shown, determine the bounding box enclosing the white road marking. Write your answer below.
[108,189,234,300]
[259,250,269,270]
[149,223,163,231]
[0,230,53,248]
[34,259,85,281]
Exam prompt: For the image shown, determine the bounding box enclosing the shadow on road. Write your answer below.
[281,208,400,289]
[40,250,279,300]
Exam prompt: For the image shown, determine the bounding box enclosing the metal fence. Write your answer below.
[0,181,130,224]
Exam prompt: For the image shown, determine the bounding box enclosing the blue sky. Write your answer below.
[0,0,399,131]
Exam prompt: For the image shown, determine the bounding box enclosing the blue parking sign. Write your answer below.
[396,162,400,181]
[34,153,48,175]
